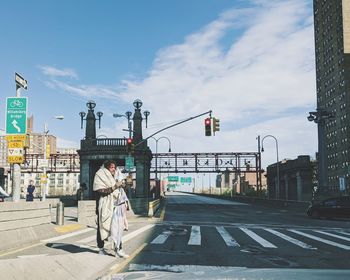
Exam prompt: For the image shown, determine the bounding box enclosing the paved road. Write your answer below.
[119,192,350,277]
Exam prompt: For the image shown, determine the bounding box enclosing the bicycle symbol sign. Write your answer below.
[6,97,27,135]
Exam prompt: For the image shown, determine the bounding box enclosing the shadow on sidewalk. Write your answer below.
[46,243,99,255]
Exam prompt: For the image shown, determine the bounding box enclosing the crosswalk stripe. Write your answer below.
[337,231,350,237]
[77,235,95,244]
[188,226,201,245]
[151,231,172,244]
[289,230,350,250]
[216,226,240,247]
[314,230,350,242]
[240,227,276,248]
[264,228,316,250]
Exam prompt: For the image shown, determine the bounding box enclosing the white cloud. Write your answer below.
[113,0,317,168]
[38,65,78,79]
[43,0,317,169]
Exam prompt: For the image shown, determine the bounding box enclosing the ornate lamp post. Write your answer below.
[79,100,103,139]
[261,135,280,199]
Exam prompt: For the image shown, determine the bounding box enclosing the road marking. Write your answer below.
[54,224,84,233]
[17,254,49,258]
[289,230,350,250]
[188,226,201,246]
[151,231,172,244]
[264,228,316,250]
[216,226,240,247]
[240,227,277,248]
[122,224,156,243]
[77,234,96,244]
[76,224,156,244]
[339,231,350,237]
[41,227,94,243]
[314,230,350,242]
[0,243,42,258]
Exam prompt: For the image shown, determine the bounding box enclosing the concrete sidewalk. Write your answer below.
[0,203,161,280]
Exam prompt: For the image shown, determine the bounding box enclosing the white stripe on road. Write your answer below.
[313,230,350,242]
[151,231,172,244]
[216,226,240,247]
[77,224,156,244]
[264,228,316,250]
[339,231,350,237]
[289,230,350,250]
[17,254,49,258]
[41,228,95,243]
[240,227,276,248]
[122,224,156,243]
[188,226,201,246]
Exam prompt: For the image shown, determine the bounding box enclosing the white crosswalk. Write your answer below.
[149,225,350,252]
[51,224,350,253]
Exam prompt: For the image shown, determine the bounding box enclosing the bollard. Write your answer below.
[56,201,64,225]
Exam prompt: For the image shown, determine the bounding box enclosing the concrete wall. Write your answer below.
[0,201,58,251]
[0,201,51,231]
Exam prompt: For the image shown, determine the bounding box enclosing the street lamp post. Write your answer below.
[150,136,172,180]
[113,111,133,138]
[307,108,334,193]
[261,135,280,199]
[41,116,64,201]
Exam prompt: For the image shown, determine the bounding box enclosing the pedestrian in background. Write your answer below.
[26,180,35,201]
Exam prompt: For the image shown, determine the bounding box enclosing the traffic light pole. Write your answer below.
[134,110,212,148]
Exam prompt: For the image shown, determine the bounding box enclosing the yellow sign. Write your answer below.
[46,144,50,158]
[7,140,25,148]
[5,135,27,141]
[8,155,24,164]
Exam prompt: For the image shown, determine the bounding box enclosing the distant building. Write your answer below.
[313,0,350,191]
[266,155,317,201]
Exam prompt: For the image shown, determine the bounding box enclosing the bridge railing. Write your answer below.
[81,138,127,149]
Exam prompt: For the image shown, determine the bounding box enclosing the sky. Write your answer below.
[0,0,317,170]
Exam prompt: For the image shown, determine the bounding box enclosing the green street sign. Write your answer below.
[6,97,27,135]
[168,176,179,182]
[180,177,192,183]
[125,156,134,171]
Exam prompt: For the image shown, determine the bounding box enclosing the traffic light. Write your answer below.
[205,117,211,136]
[213,118,220,135]
[127,138,133,153]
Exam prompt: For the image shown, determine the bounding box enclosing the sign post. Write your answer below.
[10,73,28,202]
[125,156,134,172]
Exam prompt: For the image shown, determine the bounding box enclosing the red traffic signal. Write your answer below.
[205,118,211,136]
[127,138,133,145]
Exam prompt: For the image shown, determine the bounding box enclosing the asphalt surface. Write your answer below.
[119,192,350,278]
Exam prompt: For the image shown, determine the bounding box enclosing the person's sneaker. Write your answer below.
[116,249,129,258]
[98,248,107,255]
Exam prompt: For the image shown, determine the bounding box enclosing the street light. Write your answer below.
[149,136,172,180]
[307,108,334,193]
[113,111,133,138]
[261,135,280,199]
[42,116,64,201]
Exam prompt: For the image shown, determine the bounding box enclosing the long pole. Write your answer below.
[42,123,48,201]
[262,135,279,199]
[12,85,21,202]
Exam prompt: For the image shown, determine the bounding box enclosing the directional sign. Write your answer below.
[5,135,27,141]
[168,176,179,182]
[6,97,27,135]
[125,156,134,171]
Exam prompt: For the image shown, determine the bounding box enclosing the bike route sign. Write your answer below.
[6,97,27,135]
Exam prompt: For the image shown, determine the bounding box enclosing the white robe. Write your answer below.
[111,188,129,250]
[93,167,120,241]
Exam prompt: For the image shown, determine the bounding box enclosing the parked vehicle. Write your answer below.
[307,196,350,218]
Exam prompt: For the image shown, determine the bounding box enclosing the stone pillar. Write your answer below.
[85,108,96,140]
[296,171,302,201]
[284,174,289,200]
